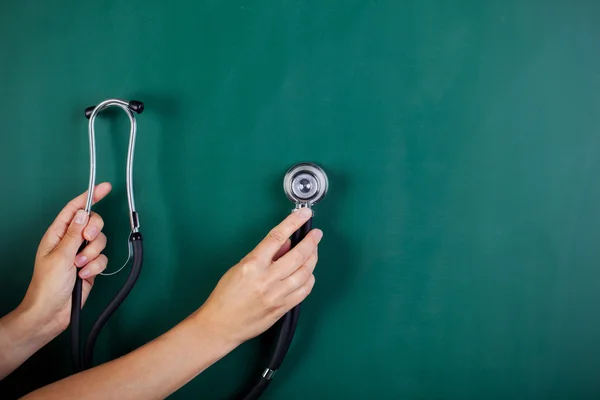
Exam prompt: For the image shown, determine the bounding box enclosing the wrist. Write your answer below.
[189,307,241,353]
[14,301,61,346]
[0,304,55,377]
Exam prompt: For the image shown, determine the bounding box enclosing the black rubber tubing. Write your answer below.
[71,275,83,372]
[71,240,88,372]
[274,217,311,367]
[239,217,313,400]
[82,232,143,370]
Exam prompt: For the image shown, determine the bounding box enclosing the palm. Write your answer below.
[23,183,111,335]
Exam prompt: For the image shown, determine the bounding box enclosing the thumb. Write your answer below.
[55,209,89,258]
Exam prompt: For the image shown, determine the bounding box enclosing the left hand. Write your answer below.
[20,183,112,338]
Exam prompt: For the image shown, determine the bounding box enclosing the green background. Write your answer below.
[1,1,600,399]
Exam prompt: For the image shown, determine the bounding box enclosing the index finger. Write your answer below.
[40,183,112,253]
[249,208,314,262]
[54,182,112,227]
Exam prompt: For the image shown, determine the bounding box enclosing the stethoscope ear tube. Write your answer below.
[82,233,143,369]
[70,242,87,372]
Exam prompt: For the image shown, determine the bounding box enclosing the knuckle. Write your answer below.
[99,254,109,265]
[294,253,305,266]
[55,252,70,264]
[298,266,310,283]
[96,233,108,248]
[99,232,107,243]
[310,233,320,247]
[302,276,316,296]
[289,215,302,229]
[294,249,308,265]
[300,285,310,297]
[90,217,104,231]
[256,284,276,309]
[67,199,79,212]
[239,263,251,278]
[92,212,104,224]
[240,255,254,265]
[261,292,279,311]
[308,254,318,269]
[65,227,82,240]
[268,229,285,244]
[287,275,300,290]
[255,280,268,296]
[90,254,108,270]
[239,258,257,276]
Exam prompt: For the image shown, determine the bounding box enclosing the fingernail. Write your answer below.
[80,269,90,278]
[314,229,323,240]
[76,255,87,266]
[86,226,98,239]
[299,208,312,218]
[74,210,87,225]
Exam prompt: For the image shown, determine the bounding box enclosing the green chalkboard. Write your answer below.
[1,1,600,399]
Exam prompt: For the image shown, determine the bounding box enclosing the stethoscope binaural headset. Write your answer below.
[70,99,328,400]
[71,98,145,372]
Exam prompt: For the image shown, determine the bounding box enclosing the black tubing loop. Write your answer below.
[239,217,312,400]
[82,232,143,370]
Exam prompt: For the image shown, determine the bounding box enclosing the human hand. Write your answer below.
[19,183,112,339]
[197,208,322,346]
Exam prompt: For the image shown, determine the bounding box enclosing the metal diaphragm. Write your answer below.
[283,163,328,206]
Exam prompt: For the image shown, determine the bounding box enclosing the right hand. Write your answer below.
[198,208,322,346]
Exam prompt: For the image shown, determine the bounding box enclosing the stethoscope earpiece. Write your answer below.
[283,162,328,207]
[84,100,144,119]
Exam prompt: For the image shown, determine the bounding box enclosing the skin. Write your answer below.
[0,183,112,380]
[0,183,321,399]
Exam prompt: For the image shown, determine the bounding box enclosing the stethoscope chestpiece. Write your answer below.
[283,162,328,207]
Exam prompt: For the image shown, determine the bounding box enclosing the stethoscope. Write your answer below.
[69,99,329,399]
[70,99,145,372]
[239,162,328,400]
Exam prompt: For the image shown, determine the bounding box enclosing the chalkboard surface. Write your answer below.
[1,1,599,399]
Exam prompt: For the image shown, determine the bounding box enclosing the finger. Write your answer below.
[81,276,96,307]
[75,233,107,267]
[52,182,111,232]
[79,254,108,279]
[39,183,112,255]
[285,274,316,310]
[272,240,291,262]
[250,208,313,262]
[54,210,89,258]
[83,212,104,242]
[274,250,318,297]
[273,229,322,278]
